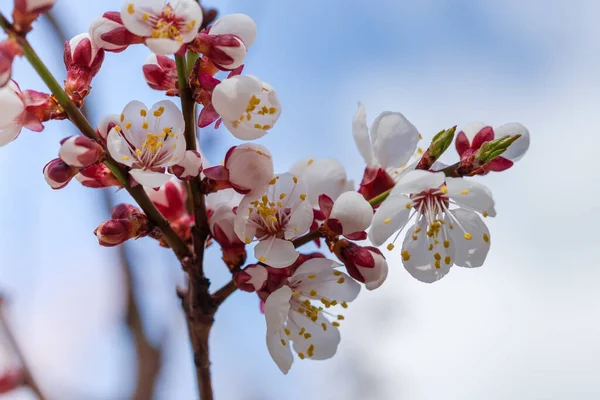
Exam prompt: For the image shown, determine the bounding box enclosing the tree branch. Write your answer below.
[0,297,47,400]
[0,13,192,263]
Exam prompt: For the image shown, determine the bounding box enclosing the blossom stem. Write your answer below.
[175,53,215,400]
[212,280,237,306]
[0,297,47,400]
[0,13,191,262]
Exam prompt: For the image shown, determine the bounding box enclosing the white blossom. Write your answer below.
[121,0,203,55]
[329,191,373,235]
[264,258,360,373]
[225,143,274,193]
[107,100,186,188]
[289,157,353,205]
[234,173,313,268]
[212,75,281,140]
[369,170,494,283]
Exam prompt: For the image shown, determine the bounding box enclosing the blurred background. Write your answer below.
[1,0,599,399]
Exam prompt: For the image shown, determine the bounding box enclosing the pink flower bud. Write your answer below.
[143,54,178,91]
[110,203,141,220]
[234,264,268,292]
[58,135,102,168]
[64,33,105,96]
[0,80,50,146]
[209,204,243,249]
[327,191,373,235]
[94,219,134,247]
[190,14,256,70]
[0,39,22,88]
[169,150,202,180]
[12,0,55,33]
[0,369,25,394]
[224,143,274,193]
[43,158,78,190]
[75,163,122,188]
[145,179,188,222]
[89,11,144,52]
[334,240,388,290]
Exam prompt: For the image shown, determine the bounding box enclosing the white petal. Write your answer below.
[294,158,349,204]
[368,193,411,246]
[352,102,374,165]
[212,75,262,120]
[265,286,292,334]
[401,221,451,283]
[222,120,267,140]
[254,237,299,268]
[129,169,172,188]
[371,111,419,168]
[107,128,134,166]
[284,201,313,240]
[121,100,149,146]
[226,143,274,191]
[264,286,294,374]
[291,259,361,302]
[170,0,203,42]
[288,312,340,361]
[145,38,183,55]
[448,209,490,268]
[494,122,530,162]
[392,170,445,195]
[330,191,373,235]
[0,85,24,128]
[233,193,258,243]
[0,125,22,147]
[209,13,257,47]
[445,178,496,216]
[151,100,185,133]
[120,0,161,37]
[358,250,389,290]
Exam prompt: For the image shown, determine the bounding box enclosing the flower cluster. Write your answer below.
[0,0,531,387]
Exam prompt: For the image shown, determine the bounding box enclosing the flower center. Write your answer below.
[231,90,278,131]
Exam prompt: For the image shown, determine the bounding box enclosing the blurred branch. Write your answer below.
[0,297,47,400]
[45,11,163,400]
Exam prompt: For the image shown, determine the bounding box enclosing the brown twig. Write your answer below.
[0,297,47,400]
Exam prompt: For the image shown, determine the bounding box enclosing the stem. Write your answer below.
[212,280,237,306]
[175,54,214,400]
[0,298,47,400]
[0,15,191,262]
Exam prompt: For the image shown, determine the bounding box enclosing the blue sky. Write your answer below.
[1,0,600,399]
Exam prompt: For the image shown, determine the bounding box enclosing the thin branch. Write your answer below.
[212,281,237,306]
[0,13,192,263]
[43,11,164,399]
[0,297,47,400]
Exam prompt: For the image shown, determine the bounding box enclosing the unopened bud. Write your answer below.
[191,14,256,70]
[145,179,188,222]
[143,54,178,91]
[476,134,522,164]
[43,158,78,190]
[12,0,55,34]
[94,219,134,247]
[89,11,144,52]
[225,143,274,193]
[64,33,105,97]
[234,264,268,292]
[334,239,388,290]
[169,150,202,180]
[110,203,141,220]
[416,126,456,170]
[59,135,102,168]
[75,163,122,188]
[326,191,373,236]
[0,39,22,88]
[210,204,244,249]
